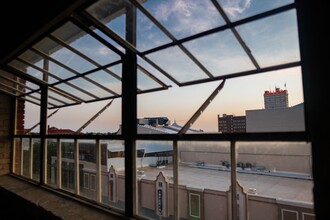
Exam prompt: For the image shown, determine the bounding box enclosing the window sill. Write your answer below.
[0,174,128,219]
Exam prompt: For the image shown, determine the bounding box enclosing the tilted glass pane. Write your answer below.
[88,70,122,95]
[136,9,171,52]
[236,9,300,68]
[86,0,127,39]
[183,29,256,77]
[52,22,121,65]
[34,37,96,73]
[146,46,208,83]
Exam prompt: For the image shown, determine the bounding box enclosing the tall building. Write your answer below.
[218,114,246,133]
[264,87,289,109]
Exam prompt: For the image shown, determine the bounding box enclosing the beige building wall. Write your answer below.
[179,141,311,174]
[248,196,279,220]
[246,105,305,132]
[204,189,228,220]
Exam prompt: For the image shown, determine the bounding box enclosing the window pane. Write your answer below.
[183,30,255,77]
[32,138,41,181]
[178,141,231,220]
[52,22,121,65]
[101,140,125,211]
[61,139,75,193]
[22,138,31,178]
[236,10,300,67]
[13,138,22,175]
[79,140,97,201]
[146,46,208,83]
[236,142,314,219]
[136,140,173,219]
[47,139,58,187]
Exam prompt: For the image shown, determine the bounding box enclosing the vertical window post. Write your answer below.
[40,85,48,184]
[123,2,137,217]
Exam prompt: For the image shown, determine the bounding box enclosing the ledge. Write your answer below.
[0,174,130,219]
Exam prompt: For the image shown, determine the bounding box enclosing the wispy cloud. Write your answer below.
[221,0,252,18]
[152,0,222,38]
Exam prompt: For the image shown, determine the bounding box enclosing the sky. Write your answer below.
[23,0,304,133]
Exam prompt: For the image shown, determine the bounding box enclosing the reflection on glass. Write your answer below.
[79,140,97,201]
[178,141,231,220]
[61,139,75,192]
[32,138,41,181]
[47,139,58,187]
[101,140,125,211]
[236,10,300,68]
[136,140,173,219]
[236,142,314,219]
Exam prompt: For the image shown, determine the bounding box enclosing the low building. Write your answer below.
[218,114,246,133]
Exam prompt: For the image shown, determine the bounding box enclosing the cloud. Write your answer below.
[153,0,221,37]
[221,0,252,18]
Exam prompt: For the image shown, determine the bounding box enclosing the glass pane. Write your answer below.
[86,0,127,40]
[54,83,92,101]
[136,140,173,219]
[22,138,31,178]
[183,30,255,77]
[61,139,75,193]
[34,37,96,73]
[136,9,171,52]
[138,57,172,86]
[146,46,208,83]
[69,77,111,98]
[24,102,41,134]
[79,140,97,201]
[236,142,314,219]
[52,22,121,65]
[9,59,57,83]
[137,69,162,91]
[88,70,122,95]
[142,0,226,39]
[47,139,58,187]
[217,0,294,22]
[13,138,22,175]
[32,138,41,181]
[178,141,231,220]
[48,90,76,106]
[101,140,125,211]
[236,9,300,67]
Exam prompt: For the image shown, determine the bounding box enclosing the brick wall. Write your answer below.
[0,93,12,175]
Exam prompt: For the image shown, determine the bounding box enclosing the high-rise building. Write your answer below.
[218,114,246,133]
[264,87,288,109]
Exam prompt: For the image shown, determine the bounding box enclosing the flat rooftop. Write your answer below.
[137,163,313,204]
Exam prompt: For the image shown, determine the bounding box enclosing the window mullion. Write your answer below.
[230,141,238,220]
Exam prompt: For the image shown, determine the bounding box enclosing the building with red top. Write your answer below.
[264,87,289,109]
